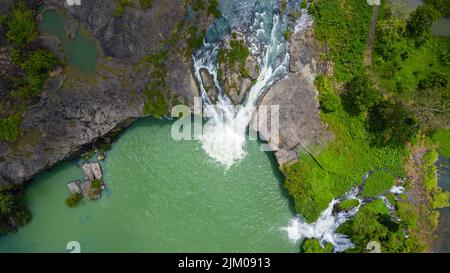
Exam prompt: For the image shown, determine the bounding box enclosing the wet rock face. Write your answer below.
[200,68,218,102]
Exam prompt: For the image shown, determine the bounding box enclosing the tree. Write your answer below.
[301,239,334,253]
[406,4,440,37]
[342,73,382,115]
[368,101,418,146]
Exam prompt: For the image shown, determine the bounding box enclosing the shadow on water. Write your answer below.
[261,141,297,216]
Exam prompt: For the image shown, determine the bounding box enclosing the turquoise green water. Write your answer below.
[0,119,297,252]
[39,8,99,73]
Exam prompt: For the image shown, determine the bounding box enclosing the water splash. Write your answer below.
[192,2,310,168]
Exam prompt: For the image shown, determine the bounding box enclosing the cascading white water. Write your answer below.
[193,5,295,168]
[283,180,404,253]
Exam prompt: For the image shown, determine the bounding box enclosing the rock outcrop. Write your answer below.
[251,16,332,166]
[0,0,202,185]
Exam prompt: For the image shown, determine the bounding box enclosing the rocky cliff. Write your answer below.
[0,0,203,185]
[250,15,333,166]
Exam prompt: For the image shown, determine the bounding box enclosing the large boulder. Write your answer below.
[250,74,333,166]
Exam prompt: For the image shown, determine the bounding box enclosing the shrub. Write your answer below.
[91,179,102,190]
[301,239,334,253]
[342,73,382,115]
[113,0,132,17]
[432,129,450,157]
[207,0,221,18]
[406,4,440,37]
[0,114,22,142]
[6,1,38,47]
[139,0,153,9]
[65,193,82,208]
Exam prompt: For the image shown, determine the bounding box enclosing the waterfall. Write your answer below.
[283,177,405,253]
[193,1,302,168]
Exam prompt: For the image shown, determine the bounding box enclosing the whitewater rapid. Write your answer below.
[193,3,305,168]
[282,177,405,253]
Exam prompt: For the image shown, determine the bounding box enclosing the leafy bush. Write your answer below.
[432,129,450,157]
[6,1,38,48]
[0,185,31,236]
[139,0,153,9]
[406,4,440,37]
[90,179,102,190]
[207,0,221,18]
[65,193,82,208]
[301,239,334,253]
[342,72,382,115]
[113,0,132,17]
[368,101,418,147]
[311,0,372,81]
[0,114,22,142]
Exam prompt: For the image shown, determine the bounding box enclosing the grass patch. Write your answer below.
[432,128,450,157]
[362,171,396,197]
[339,199,360,211]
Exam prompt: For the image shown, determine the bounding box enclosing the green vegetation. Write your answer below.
[0,114,22,142]
[207,0,221,18]
[218,35,250,81]
[362,171,396,197]
[113,0,132,17]
[285,0,450,252]
[284,75,406,222]
[310,0,373,81]
[91,179,102,190]
[339,199,360,211]
[0,185,31,236]
[423,148,450,209]
[139,0,153,10]
[5,1,38,48]
[142,51,169,119]
[432,129,450,157]
[301,239,334,253]
[65,193,82,208]
[283,29,292,41]
[0,1,60,142]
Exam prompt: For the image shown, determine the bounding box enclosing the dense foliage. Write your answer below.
[0,1,60,142]
[284,0,450,252]
[310,0,373,81]
[0,185,31,236]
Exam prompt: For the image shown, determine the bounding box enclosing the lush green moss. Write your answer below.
[339,199,360,211]
[362,171,396,198]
